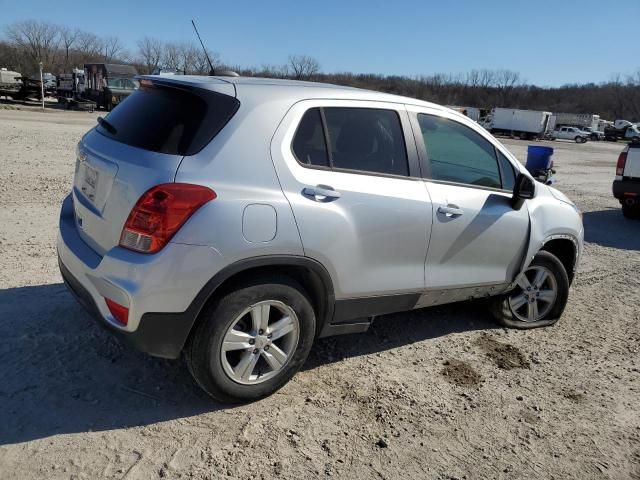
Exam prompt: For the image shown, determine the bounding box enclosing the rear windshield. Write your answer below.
[96,82,239,156]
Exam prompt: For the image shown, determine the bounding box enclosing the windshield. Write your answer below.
[106,77,139,90]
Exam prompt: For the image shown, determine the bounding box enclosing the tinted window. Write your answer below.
[497,151,516,190]
[418,114,501,189]
[292,108,329,167]
[324,108,408,176]
[96,84,239,156]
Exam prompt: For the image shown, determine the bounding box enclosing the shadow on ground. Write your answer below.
[583,208,640,250]
[0,283,495,446]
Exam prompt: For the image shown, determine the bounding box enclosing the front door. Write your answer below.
[409,108,530,306]
[271,100,432,302]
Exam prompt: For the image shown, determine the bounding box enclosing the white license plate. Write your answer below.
[81,164,99,202]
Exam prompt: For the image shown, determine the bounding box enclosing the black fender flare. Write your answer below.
[133,255,336,359]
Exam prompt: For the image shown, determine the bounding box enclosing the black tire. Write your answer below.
[622,203,640,220]
[490,250,569,329]
[185,275,316,403]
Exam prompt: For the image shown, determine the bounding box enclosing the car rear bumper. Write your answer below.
[612,178,640,201]
[57,193,224,358]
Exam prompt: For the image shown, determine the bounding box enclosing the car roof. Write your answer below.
[137,74,445,111]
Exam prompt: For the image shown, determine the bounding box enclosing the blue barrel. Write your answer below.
[526,145,554,171]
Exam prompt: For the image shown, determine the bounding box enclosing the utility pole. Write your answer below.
[39,62,44,110]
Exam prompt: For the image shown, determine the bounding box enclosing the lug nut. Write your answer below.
[249,339,255,345]
[267,333,272,339]
[253,349,258,354]
[258,329,264,335]
[264,345,270,351]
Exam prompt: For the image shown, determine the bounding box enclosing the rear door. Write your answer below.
[271,100,432,302]
[73,78,239,255]
[408,106,530,306]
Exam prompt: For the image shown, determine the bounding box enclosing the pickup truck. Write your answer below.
[551,126,589,143]
[580,127,605,141]
[605,121,640,143]
[613,143,640,219]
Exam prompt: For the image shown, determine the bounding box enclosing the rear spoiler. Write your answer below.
[135,75,237,97]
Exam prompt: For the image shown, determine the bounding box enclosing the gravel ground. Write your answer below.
[0,108,638,480]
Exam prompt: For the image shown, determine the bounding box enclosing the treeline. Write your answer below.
[1,19,639,121]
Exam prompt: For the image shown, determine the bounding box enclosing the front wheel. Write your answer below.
[185,276,316,403]
[490,251,569,329]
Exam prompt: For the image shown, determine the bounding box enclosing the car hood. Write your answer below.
[547,185,575,206]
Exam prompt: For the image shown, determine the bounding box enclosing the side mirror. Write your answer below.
[512,173,535,210]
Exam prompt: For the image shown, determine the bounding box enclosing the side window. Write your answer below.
[417,114,502,189]
[497,151,516,191]
[292,108,329,167]
[323,107,409,176]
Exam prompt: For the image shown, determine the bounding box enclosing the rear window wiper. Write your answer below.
[97,116,117,135]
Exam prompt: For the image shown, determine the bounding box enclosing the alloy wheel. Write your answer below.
[220,300,300,385]
[508,266,558,322]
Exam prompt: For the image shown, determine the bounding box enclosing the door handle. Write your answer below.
[438,204,464,217]
[302,185,342,201]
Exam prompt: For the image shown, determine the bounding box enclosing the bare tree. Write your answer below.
[5,20,60,69]
[76,32,102,58]
[288,54,320,80]
[494,69,521,105]
[162,42,183,70]
[137,37,163,74]
[101,36,125,63]
[59,26,79,71]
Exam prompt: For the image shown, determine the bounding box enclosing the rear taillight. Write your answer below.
[105,298,129,326]
[119,183,216,254]
[616,151,627,176]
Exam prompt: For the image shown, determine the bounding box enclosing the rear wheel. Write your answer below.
[490,251,569,329]
[622,203,640,220]
[185,276,316,403]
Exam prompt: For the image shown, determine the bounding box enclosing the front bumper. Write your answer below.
[57,194,223,358]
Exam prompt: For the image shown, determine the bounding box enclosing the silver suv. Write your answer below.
[57,76,584,402]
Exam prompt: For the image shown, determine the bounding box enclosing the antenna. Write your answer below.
[191,19,215,76]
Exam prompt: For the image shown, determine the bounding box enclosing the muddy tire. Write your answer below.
[490,251,569,329]
[622,203,640,220]
[185,275,316,403]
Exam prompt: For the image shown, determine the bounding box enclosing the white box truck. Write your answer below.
[446,105,481,122]
[486,108,553,140]
[553,113,600,130]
